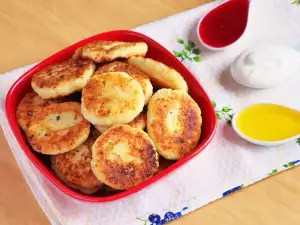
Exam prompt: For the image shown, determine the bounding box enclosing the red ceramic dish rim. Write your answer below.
[5,30,217,203]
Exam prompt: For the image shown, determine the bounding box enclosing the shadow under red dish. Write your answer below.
[5,30,217,202]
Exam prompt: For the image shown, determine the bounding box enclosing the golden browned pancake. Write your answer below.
[16,91,80,132]
[94,111,147,133]
[127,110,147,130]
[96,61,153,104]
[76,41,148,63]
[31,59,95,99]
[16,91,56,132]
[128,56,188,92]
[81,72,145,126]
[51,130,104,194]
[91,125,159,190]
[93,124,111,134]
[27,102,90,155]
[147,89,202,160]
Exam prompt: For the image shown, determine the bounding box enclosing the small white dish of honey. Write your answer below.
[232,103,300,147]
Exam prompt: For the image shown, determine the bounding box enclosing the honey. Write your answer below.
[236,104,300,142]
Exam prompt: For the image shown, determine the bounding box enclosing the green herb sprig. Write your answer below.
[212,100,234,126]
[174,39,201,62]
[291,0,300,6]
[136,218,147,225]
[283,162,294,168]
[268,169,278,176]
[297,138,300,145]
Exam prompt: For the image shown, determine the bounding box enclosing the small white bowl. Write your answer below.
[231,111,300,147]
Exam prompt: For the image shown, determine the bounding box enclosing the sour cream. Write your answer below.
[230,45,300,89]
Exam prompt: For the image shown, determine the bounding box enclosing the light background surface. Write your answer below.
[0,0,300,225]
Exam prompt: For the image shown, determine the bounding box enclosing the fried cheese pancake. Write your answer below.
[81,72,145,126]
[96,61,153,104]
[16,91,57,132]
[16,91,80,132]
[94,111,147,133]
[93,124,111,134]
[27,102,90,155]
[128,56,188,92]
[147,89,202,160]
[31,59,95,99]
[91,125,159,190]
[76,41,148,63]
[51,129,104,194]
[126,110,147,130]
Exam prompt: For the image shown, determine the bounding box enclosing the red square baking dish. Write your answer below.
[5,30,217,202]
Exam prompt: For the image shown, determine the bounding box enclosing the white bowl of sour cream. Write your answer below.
[230,45,300,89]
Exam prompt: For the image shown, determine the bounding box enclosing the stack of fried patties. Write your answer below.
[16,40,202,194]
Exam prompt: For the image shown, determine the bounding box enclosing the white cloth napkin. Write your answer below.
[1,1,300,224]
